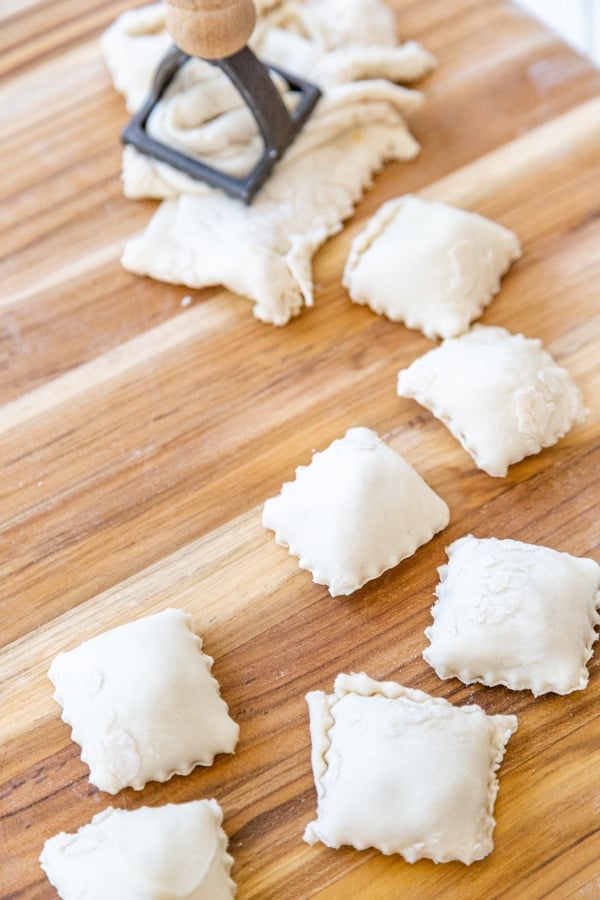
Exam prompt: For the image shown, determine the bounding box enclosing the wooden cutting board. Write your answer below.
[1,1,599,897]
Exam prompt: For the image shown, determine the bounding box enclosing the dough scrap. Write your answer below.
[101,1,435,122]
[39,800,236,900]
[304,673,517,863]
[48,608,239,794]
[424,535,600,695]
[101,1,436,325]
[397,325,587,477]
[343,195,521,338]
[262,426,449,596]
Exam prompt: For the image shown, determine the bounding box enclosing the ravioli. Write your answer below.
[305,673,517,863]
[40,801,236,899]
[262,426,449,596]
[343,195,521,338]
[397,325,587,476]
[424,535,600,695]
[48,608,239,794]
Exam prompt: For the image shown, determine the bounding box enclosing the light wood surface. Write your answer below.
[1,1,599,898]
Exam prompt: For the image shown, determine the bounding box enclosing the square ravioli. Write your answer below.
[48,608,239,794]
[397,325,587,476]
[304,673,517,864]
[424,535,600,695]
[40,800,236,900]
[262,426,449,596]
[343,195,521,339]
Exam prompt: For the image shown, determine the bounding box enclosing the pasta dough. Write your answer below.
[102,1,434,117]
[424,535,600,695]
[343,195,521,338]
[48,608,239,794]
[262,426,449,596]
[101,1,436,325]
[304,673,517,863]
[397,325,587,476]
[39,800,236,900]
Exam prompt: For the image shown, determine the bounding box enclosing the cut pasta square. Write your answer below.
[343,195,521,338]
[397,325,587,476]
[262,426,449,596]
[304,673,517,863]
[48,608,239,794]
[40,800,236,900]
[424,535,600,695]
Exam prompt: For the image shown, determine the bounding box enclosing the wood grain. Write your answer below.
[1,1,599,898]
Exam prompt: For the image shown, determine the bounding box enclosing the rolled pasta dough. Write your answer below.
[101,1,436,324]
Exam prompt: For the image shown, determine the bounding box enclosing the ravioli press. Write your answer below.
[121,0,322,204]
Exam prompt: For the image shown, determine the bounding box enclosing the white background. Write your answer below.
[513,0,600,65]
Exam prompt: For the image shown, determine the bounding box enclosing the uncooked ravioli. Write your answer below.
[262,427,449,596]
[48,608,239,794]
[397,325,587,476]
[304,673,517,863]
[343,195,521,338]
[424,535,600,695]
[40,801,236,900]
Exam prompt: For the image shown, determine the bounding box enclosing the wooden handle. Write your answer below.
[164,0,256,59]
